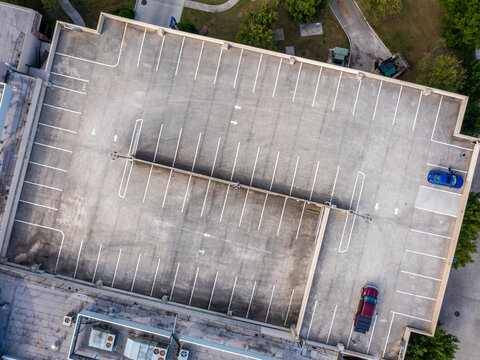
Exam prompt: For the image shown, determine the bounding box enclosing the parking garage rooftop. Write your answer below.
[0,12,477,360]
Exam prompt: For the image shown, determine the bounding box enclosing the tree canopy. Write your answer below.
[453,192,480,269]
[406,325,459,360]
[236,0,279,50]
[439,0,480,50]
[416,53,467,93]
[284,0,328,24]
[357,0,402,25]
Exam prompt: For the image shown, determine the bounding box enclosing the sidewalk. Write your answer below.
[184,0,239,12]
[330,0,391,71]
[59,0,85,26]
[134,0,185,27]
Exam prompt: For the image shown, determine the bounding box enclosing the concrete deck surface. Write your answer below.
[3,16,474,359]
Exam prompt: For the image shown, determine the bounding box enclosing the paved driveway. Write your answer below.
[134,0,185,27]
[330,0,391,71]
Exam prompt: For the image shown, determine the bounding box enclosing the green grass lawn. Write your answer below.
[5,0,69,24]
[69,0,135,28]
[359,0,444,81]
[181,1,349,62]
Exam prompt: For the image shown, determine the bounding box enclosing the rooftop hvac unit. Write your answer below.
[178,348,190,360]
[152,345,169,360]
[88,327,117,352]
[63,312,75,327]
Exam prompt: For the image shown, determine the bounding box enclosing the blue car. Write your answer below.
[428,169,464,189]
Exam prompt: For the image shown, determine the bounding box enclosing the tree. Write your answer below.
[236,0,279,50]
[416,53,466,93]
[461,60,480,135]
[406,325,459,360]
[453,192,480,269]
[357,0,402,25]
[284,0,328,24]
[439,0,480,50]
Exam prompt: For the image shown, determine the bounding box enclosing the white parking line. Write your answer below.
[239,147,260,226]
[347,324,354,349]
[38,122,77,134]
[189,267,200,305]
[383,312,431,358]
[312,67,323,107]
[277,156,299,235]
[426,163,467,174]
[392,86,403,126]
[162,128,183,208]
[220,142,240,222]
[156,35,166,72]
[111,249,122,288]
[372,81,383,121]
[258,151,280,231]
[182,133,202,213]
[208,270,219,310]
[326,304,337,344]
[292,63,302,102]
[19,199,58,211]
[51,84,86,95]
[29,161,68,172]
[410,228,451,239]
[170,262,181,301]
[34,141,72,153]
[352,79,362,115]
[395,290,437,301]
[401,270,441,282]
[338,171,365,253]
[50,71,90,83]
[366,314,377,354]
[56,23,127,68]
[43,103,81,115]
[201,137,221,217]
[24,180,63,192]
[227,276,237,312]
[233,49,243,89]
[332,72,342,111]
[412,91,423,131]
[143,124,164,203]
[92,243,103,283]
[131,253,142,292]
[329,165,340,204]
[73,239,84,279]
[405,249,446,260]
[272,58,282,97]
[194,40,205,80]
[119,119,143,199]
[284,289,295,326]
[246,280,257,319]
[420,185,462,196]
[253,54,263,93]
[265,282,276,323]
[137,28,146,67]
[415,206,457,217]
[175,37,185,76]
[150,257,161,296]
[213,46,223,85]
[14,219,65,273]
[296,160,319,239]
[306,299,317,340]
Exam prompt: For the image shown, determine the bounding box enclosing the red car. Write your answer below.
[354,285,379,334]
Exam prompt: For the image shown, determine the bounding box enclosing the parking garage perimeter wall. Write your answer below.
[0,77,44,258]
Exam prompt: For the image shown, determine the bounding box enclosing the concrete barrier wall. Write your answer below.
[0,78,44,257]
